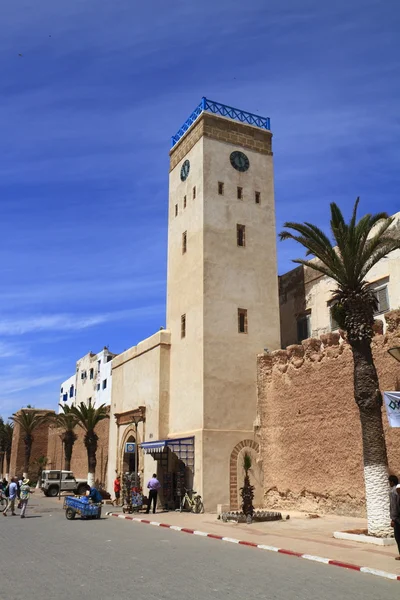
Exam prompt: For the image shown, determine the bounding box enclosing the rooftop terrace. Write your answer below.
[171,97,271,148]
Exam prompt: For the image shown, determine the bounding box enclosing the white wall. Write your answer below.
[59,374,76,410]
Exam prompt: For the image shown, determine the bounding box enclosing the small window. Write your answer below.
[89,368,94,380]
[183,195,187,208]
[237,224,246,247]
[97,383,100,391]
[102,379,107,390]
[255,191,261,204]
[62,393,68,402]
[193,186,196,200]
[238,309,248,334]
[181,314,186,338]
[218,182,224,195]
[329,305,339,331]
[237,186,243,200]
[297,315,310,342]
[107,355,112,363]
[175,204,178,217]
[69,385,74,398]
[182,231,187,254]
[98,360,101,367]
[60,387,63,394]
[373,285,389,314]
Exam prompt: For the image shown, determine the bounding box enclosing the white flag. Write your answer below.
[383,392,400,428]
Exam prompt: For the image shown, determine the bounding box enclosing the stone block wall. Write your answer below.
[169,113,273,170]
[8,410,55,480]
[256,310,400,516]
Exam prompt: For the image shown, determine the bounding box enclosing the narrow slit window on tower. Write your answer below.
[193,186,196,200]
[237,224,246,247]
[181,314,186,338]
[255,191,261,204]
[175,204,178,217]
[218,182,224,195]
[238,308,248,334]
[184,195,187,208]
[182,231,187,254]
[237,186,243,200]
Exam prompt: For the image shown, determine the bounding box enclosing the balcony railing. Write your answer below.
[171,97,271,148]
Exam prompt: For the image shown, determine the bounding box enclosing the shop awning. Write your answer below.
[140,441,166,454]
[140,437,195,468]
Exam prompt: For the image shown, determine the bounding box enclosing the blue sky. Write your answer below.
[0,0,399,418]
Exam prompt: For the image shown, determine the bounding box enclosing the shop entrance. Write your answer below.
[141,437,195,510]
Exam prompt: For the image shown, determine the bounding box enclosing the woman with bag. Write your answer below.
[19,479,31,519]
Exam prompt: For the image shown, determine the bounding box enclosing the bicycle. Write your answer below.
[177,488,204,514]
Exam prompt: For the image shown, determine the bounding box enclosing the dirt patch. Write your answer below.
[343,528,368,535]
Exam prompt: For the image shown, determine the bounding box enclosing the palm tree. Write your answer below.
[9,410,50,478]
[240,452,255,523]
[280,198,400,536]
[51,405,78,471]
[70,401,109,487]
[3,423,14,479]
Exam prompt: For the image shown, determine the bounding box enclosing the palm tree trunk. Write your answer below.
[85,430,98,488]
[64,442,72,471]
[23,434,33,478]
[351,340,391,537]
[5,450,11,480]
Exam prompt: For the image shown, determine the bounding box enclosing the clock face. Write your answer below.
[180,159,190,181]
[230,151,250,172]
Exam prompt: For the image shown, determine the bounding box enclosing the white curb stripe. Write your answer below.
[222,537,240,543]
[169,525,182,531]
[360,567,399,580]
[302,555,330,564]
[257,544,280,552]
[150,521,161,526]
[117,514,126,519]
[193,531,208,536]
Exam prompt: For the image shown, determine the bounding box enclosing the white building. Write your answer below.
[59,347,117,411]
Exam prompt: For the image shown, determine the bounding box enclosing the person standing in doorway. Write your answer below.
[390,479,400,560]
[146,474,161,514]
[3,477,18,516]
[20,479,31,519]
[113,475,121,506]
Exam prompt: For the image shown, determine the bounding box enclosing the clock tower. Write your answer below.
[166,99,280,508]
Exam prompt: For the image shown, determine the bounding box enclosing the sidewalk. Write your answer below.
[107,507,400,577]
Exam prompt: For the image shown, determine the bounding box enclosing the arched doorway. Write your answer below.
[122,435,136,474]
[229,439,262,510]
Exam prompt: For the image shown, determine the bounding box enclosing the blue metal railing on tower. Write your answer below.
[170,97,270,148]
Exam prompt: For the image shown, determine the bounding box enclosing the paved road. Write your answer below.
[0,497,398,599]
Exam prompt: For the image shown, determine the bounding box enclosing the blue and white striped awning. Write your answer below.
[140,437,195,468]
[140,440,166,454]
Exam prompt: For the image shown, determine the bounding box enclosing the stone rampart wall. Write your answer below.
[256,310,400,516]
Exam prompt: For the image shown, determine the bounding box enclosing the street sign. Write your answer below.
[125,442,136,453]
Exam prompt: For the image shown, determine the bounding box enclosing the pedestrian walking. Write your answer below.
[3,477,18,516]
[19,479,31,519]
[389,478,400,560]
[113,475,121,506]
[146,473,161,514]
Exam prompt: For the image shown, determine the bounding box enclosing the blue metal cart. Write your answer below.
[63,496,102,520]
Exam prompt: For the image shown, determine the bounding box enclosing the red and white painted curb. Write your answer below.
[106,512,400,583]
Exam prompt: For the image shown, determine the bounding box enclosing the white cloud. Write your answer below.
[0,305,164,336]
